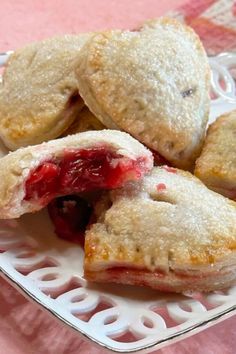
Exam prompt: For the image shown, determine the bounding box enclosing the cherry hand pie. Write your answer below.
[84,166,236,293]
[75,17,210,169]
[195,110,236,200]
[0,130,153,219]
[0,34,90,150]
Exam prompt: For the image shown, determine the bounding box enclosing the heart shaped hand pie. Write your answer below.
[0,130,153,218]
[0,34,90,150]
[76,18,210,169]
[84,166,236,292]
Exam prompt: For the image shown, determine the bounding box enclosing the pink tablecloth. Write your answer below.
[0,0,236,353]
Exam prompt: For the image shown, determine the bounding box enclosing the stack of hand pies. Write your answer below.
[0,17,236,293]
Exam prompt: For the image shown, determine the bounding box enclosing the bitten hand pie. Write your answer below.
[0,130,153,219]
[75,17,210,169]
[84,167,236,293]
[0,34,90,150]
[195,110,236,200]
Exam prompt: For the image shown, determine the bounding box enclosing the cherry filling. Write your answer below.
[149,148,170,166]
[48,195,93,245]
[24,147,146,243]
[24,147,145,205]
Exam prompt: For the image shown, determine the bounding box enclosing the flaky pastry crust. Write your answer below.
[0,130,153,219]
[62,106,105,136]
[195,110,236,200]
[84,167,236,292]
[75,17,210,169]
[0,34,91,150]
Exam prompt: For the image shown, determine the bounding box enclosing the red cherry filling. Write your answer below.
[24,147,148,243]
[48,195,93,245]
[25,163,60,201]
[24,147,146,205]
[149,148,169,166]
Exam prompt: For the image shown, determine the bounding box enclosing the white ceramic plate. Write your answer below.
[0,53,236,354]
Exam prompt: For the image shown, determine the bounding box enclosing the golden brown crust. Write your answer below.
[62,106,105,136]
[84,167,236,292]
[0,34,91,150]
[195,110,236,199]
[0,130,153,219]
[75,17,210,169]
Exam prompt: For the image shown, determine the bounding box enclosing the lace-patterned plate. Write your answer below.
[0,52,236,354]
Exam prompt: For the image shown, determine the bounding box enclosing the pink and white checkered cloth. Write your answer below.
[168,0,236,55]
[0,1,236,354]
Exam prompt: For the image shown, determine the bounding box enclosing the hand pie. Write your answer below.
[84,167,236,293]
[0,130,153,219]
[75,17,210,169]
[62,106,105,136]
[195,110,236,200]
[0,34,90,150]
